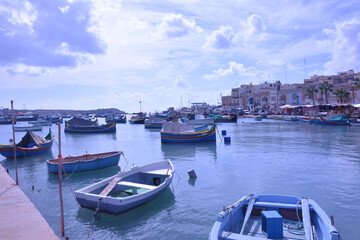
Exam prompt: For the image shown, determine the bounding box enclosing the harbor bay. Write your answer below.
[1,118,359,239]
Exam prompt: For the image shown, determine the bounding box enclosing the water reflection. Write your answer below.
[160,142,217,160]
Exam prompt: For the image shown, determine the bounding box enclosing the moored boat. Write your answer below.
[0,130,54,158]
[105,115,126,123]
[313,114,355,125]
[144,116,164,129]
[75,160,174,215]
[14,125,42,131]
[0,117,14,125]
[129,112,146,124]
[15,114,39,122]
[161,121,216,143]
[65,117,116,133]
[209,194,341,240]
[47,151,123,173]
[209,114,237,123]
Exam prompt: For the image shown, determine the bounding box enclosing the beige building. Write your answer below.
[222,69,360,110]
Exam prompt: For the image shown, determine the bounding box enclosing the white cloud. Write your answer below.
[174,75,191,89]
[155,13,202,39]
[5,64,51,76]
[203,26,234,49]
[318,18,360,73]
[203,61,272,82]
[59,6,69,14]
[241,14,267,41]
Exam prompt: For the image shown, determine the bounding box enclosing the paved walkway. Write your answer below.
[0,164,59,240]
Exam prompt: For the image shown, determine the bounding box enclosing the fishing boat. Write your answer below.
[129,112,146,124]
[15,114,39,122]
[144,116,165,129]
[0,130,54,158]
[254,117,262,121]
[75,160,174,215]
[47,151,123,173]
[350,121,360,127]
[161,122,216,143]
[46,116,63,123]
[186,115,216,125]
[64,117,116,133]
[209,114,237,123]
[209,194,341,240]
[29,118,52,126]
[314,114,355,125]
[14,125,42,131]
[105,115,126,123]
[0,117,14,125]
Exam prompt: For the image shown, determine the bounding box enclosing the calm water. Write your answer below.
[1,118,360,239]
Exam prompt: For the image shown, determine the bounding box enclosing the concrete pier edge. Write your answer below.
[0,163,60,240]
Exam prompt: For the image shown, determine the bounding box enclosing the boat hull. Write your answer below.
[0,138,54,158]
[47,151,122,173]
[209,194,341,240]
[65,120,116,133]
[145,122,163,129]
[75,160,174,215]
[161,125,216,143]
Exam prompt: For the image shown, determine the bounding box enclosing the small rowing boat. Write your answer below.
[46,151,123,173]
[209,194,341,240]
[75,160,174,215]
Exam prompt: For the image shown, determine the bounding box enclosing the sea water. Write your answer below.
[1,118,360,239]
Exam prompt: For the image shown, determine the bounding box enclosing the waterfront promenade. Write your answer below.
[0,164,59,240]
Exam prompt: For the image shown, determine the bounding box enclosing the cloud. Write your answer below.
[155,13,202,39]
[5,64,51,76]
[241,14,267,42]
[317,18,360,73]
[203,61,272,82]
[173,75,191,89]
[0,0,105,73]
[203,26,234,49]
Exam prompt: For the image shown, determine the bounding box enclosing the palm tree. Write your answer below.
[318,81,334,104]
[333,88,350,103]
[352,78,360,103]
[305,85,318,105]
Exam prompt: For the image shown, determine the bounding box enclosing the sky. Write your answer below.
[1,0,360,112]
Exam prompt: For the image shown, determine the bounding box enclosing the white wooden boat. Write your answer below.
[14,125,42,131]
[75,160,174,215]
[210,194,341,240]
[350,122,360,127]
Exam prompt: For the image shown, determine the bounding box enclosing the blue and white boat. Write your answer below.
[75,160,174,215]
[46,151,123,173]
[144,116,165,129]
[161,122,216,143]
[210,194,341,240]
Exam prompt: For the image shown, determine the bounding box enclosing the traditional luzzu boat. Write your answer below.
[64,117,116,133]
[144,116,165,129]
[0,130,54,158]
[46,151,123,173]
[0,117,14,125]
[15,114,39,122]
[14,124,42,132]
[75,160,174,215]
[314,114,355,125]
[209,114,237,123]
[129,112,146,124]
[160,121,216,143]
[105,115,126,123]
[209,194,341,240]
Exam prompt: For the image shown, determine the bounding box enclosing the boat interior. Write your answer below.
[90,169,170,198]
[221,200,324,240]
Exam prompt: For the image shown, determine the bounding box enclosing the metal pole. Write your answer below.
[11,100,19,185]
[57,123,65,237]
[139,101,142,113]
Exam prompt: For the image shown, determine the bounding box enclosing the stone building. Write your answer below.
[222,69,360,110]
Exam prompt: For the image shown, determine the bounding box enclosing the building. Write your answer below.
[222,70,360,110]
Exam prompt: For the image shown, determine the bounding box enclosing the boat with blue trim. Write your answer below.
[75,160,174,215]
[0,130,54,158]
[161,122,216,143]
[46,151,123,173]
[65,117,116,133]
[209,194,341,240]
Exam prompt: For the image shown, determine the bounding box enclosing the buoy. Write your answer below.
[9,138,13,142]
[224,136,231,143]
[221,130,226,135]
[188,169,197,178]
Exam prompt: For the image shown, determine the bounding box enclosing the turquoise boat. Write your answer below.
[161,122,216,143]
[312,114,355,125]
[46,151,123,173]
[209,194,341,240]
[0,130,54,158]
[209,114,237,123]
[65,117,116,133]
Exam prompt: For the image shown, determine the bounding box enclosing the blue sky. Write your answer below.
[1,0,360,112]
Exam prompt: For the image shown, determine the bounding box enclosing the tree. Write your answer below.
[318,81,334,104]
[305,85,318,105]
[352,78,360,103]
[333,88,350,103]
